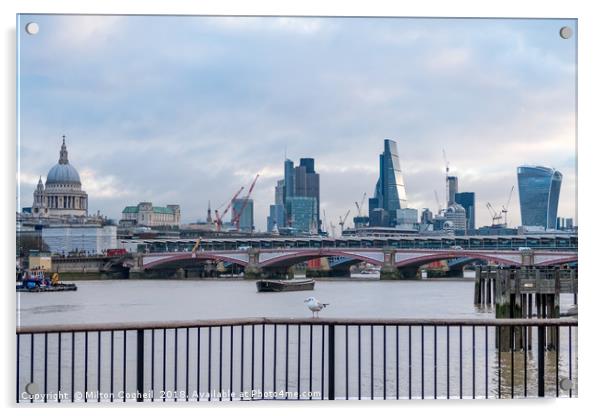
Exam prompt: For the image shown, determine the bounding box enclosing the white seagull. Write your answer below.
[304,297,329,318]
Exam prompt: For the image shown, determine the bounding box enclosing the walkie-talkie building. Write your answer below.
[517,165,563,229]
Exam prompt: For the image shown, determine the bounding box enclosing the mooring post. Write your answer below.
[328,324,335,400]
[496,269,511,351]
[485,276,491,305]
[514,272,523,350]
[537,325,545,397]
[571,268,577,305]
[136,329,144,402]
[474,267,481,305]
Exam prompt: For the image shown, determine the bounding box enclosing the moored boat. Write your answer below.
[16,270,77,293]
[256,278,315,292]
[16,283,78,293]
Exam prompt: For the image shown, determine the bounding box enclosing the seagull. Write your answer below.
[304,297,329,318]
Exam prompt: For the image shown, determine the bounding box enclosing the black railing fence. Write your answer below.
[16,318,577,402]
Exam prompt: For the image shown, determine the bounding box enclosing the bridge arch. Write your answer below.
[259,249,383,268]
[536,255,578,266]
[143,252,249,269]
[394,251,522,268]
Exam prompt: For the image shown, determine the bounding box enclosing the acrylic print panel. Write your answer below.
[16,15,577,403]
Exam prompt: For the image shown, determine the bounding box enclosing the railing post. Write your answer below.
[137,329,144,402]
[537,325,545,397]
[328,324,335,400]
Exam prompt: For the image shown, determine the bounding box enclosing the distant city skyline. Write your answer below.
[17,15,577,230]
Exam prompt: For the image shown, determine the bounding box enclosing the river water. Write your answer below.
[16,276,577,401]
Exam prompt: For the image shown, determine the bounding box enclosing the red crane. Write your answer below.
[232,174,260,231]
[214,186,244,232]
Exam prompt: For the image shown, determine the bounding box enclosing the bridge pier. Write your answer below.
[244,265,263,279]
[380,250,399,279]
[379,265,400,280]
[244,248,262,279]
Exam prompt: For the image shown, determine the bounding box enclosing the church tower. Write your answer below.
[32,177,48,217]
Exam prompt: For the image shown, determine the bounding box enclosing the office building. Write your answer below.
[517,166,562,229]
[455,192,475,230]
[284,159,295,201]
[396,207,418,232]
[369,139,408,227]
[556,217,575,231]
[267,204,286,233]
[274,157,320,233]
[421,208,434,225]
[286,197,317,233]
[294,158,320,228]
[275,179,285,206]
[443,204,467,235]
[231,198,254,232]
[42,224,117,255]
[121,202,181,227]
[447,175,458,206]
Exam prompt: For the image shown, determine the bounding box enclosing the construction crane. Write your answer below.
[501,185,515,227]
[214,186,244,232]
[339,209,351,235]
[232,174,260,231]
[354,192,367,216]
[191,237,202,258]
[486,202,503,227]
[322,209,328,233]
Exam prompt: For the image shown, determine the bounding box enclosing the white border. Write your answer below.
[2,1,600,415]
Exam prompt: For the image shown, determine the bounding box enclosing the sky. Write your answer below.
[17,15,577,231]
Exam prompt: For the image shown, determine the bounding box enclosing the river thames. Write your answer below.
[16,276,577,400]
[17,275,577,325]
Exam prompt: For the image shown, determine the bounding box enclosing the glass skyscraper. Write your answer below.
[517,166,562,229]
[267,203,285,232]
[455,192,475,231]
[231,198,254,232]
[272,158,320,234]
[286,197,317,233]
[370,139,407,226]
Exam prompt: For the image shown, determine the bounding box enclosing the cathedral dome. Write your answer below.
[46,163,81,185]
[45,137,81,185]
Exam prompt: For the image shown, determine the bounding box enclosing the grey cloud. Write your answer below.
[18,16,577,229]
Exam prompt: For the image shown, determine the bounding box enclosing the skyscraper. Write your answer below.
[517,166,562,229]
[284,159,295,201]
[294,158,320,228]
[231,198,254,232]
[286,197,317,233]
[455,192,475,231]
[275,179,285,206]
[267,204,285,232]
[273,157,320,234]
[370,139,408,227]
[443,204,467,234]
[447,176,458,206]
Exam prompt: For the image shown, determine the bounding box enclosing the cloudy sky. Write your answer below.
[17,15,577,230]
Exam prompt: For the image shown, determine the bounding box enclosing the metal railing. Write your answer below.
[16,318,577,402]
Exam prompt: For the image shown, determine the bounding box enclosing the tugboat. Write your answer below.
[256,278,315,292]
[16,269,77,293]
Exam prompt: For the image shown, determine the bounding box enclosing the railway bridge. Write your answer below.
[132,247,577,279]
